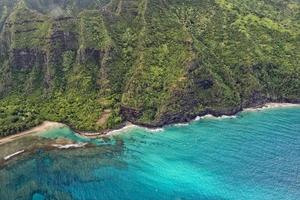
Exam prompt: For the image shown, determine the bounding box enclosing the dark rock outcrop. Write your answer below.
[78,48,103,65]
[120,106,143,122]
[49,30,78,51]
[196,79,214,90]
[10,48,46,71]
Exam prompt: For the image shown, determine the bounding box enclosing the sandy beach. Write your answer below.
[0,121,65,146]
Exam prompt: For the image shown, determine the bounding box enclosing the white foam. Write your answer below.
[218,115,237,119]
[194,116,201,121]
[106,124,138,136]
[52,143,87,149]
[145,127,165,132]
[173,123,189,127]
[4,150,25,160]
[193,114,237,121]
[200,114,215,119]
[244,103,299,112]
[243,107,263,112]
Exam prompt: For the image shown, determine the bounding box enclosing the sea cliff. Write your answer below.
[0,0,299,137]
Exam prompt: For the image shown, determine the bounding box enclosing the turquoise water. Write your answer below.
[1,107,300,200]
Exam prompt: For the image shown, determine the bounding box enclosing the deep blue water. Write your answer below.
[1,107,300,200]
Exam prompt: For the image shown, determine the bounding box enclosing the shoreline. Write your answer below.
[0,121,65,146]
[243,102,300,111]
[0,102,299,164]
[79,102,300,137]
[0,102,299,144]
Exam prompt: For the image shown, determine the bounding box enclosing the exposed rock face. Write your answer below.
[151,106,243,128]
[10,49,46,71]
[78,48,103,65]
[120,106,142,122]
[48,30,78,70]
[242,91,267,108]
[196,80,214,90]
[50,30,78,51]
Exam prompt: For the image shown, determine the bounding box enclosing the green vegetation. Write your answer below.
[0,0,299,137]
[0,96,41,136]
[9,4,50,49]
[79,10,112,50]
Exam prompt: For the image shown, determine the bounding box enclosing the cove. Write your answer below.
[0,107,300,200]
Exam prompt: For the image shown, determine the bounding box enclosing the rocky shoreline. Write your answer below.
[1,100,299,141]
[121,99,300,130]
[79,100,300,137]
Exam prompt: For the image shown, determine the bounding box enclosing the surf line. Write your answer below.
[4,150,25,160]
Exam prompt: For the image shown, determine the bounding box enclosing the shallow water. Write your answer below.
[1,107,300,200]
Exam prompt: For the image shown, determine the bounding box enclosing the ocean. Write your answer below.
[1,107,300,200]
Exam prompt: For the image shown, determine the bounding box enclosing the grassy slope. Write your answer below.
[0,0,299,136]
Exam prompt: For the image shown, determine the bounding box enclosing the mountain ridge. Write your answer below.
[0,0,299,136]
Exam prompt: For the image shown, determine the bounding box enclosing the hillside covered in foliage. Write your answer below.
[0,0,299,136]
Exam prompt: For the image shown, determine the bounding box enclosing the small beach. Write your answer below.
[0,121,65,146]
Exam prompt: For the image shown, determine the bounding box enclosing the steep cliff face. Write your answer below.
[0,0,299,136]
